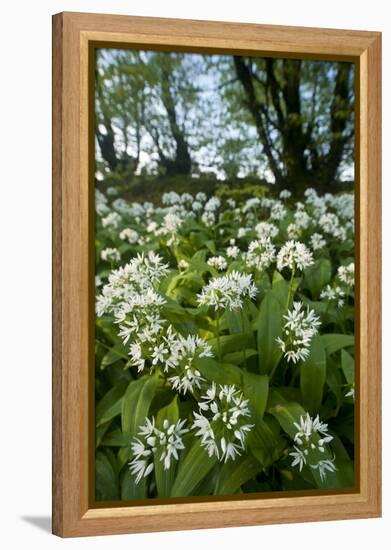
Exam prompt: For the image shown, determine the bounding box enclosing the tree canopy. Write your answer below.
[95,48,354,195]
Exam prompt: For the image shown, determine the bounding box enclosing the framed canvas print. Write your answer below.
[52,12,381,537]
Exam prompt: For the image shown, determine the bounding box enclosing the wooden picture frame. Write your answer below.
[52,11,381,537]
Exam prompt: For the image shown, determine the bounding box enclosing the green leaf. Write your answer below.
[300,336,326,414]
[120,468,147,500]
[242,371,269,418]
[154,397,180,497]
[271,271,290,308]
[303,258,332,298]
[214,454,262,495]
[208,332,254,355]
[321,334,354,355]
[194,357,242,386]
[121,374,159,435]
[170,440,218,497]
[341,349,355,385]
[268,393,306,439]
[257,292,283,374]
[95,450,119,501]
[96,380,128,427]
[223,348,258,365]
[247,415,286,468]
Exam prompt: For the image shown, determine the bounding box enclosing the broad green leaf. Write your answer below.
[341,349,355,385]
[300,336,326,414]
[214,454,262,495]
[269,399,306,439]
[120,468,147,500]
[96,380,128,427]
[271,271,290,308]
[154,397,180,497]
[321,334,354,355]
[223,348,258,365]
[303,258,332,299]
[170,440,218,497]
[121,374,159,435]
[95,450,119,501]
[101,430,130,447]
[242,371,269,418]
[194,357,242,386]
[208,332,254,356]
[247,415,286,468]
[257,292,283,374]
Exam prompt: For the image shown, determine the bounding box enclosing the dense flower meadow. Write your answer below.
[95,186,355,500]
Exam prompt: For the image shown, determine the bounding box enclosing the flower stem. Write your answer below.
[285,266,296,312]
[240,308,247,368]
[216,311,222,362]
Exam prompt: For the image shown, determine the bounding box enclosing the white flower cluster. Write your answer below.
[100,247,121,263]
[119,227,139,244]
[255,221,279,240]
[197,271,257,311]
[276,301,321,363]
[244,238,276,271]
[320,284,345,308]
[207,256,228,271]
[165,334,213,395]
[338,263,355,287]
[102,211,122,229]
[192,383,253,462]
[96,251,169,318]
[129,417,188,483]
[277,241,314,272]
[289,413,336,482]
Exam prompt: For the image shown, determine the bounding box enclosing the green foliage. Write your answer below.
[94,184,355,501]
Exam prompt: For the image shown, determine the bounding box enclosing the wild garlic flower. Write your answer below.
[345,385,355,400]
[119,227,139,244]
[279,189,292,200]
[276,240,314,272]
[276,301,321,363]
[320,284,345,307]
[243,197,261,213]
[127,324,177,373]
[294,210,312,230]
[101,211,122,229]
[270,201,287,221]
[165,334,212,395]
[245,238,276,271]
[310,232,326,250]
[201,211,215,227]
[178,259,189,270]
[101,247,121,263]
[106,186,119,197]
[192,383,253,462]
[226,245,240,259]
[162,191,181,205]
[289,413,336,482]
[95,189,109,216]
[237,227,249,238]
[129,417,188,483]
[318,213,347,241]
[95,275,103,288]
[255,221,279,240]
[207,256,228,271]
[287,223,301,240]
[227,198,236,208]
[162,212,182,233]
[310,459,337,481]
[204,197,221,212]
[96,252,169,317]
[197,271,257,311]
[337,263,355,287]
[196,192,207,203]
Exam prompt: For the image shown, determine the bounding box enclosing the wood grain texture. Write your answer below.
[52,12,382,538]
